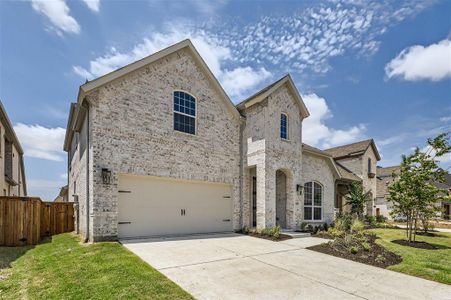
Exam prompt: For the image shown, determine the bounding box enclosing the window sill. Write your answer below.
[280,138,291,142]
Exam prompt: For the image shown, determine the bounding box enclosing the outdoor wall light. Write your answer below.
[101,168,112,184]
[296,184,304,195]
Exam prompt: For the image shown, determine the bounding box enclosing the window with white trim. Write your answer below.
[304,181,322,220]
[280,113,288,139]
[173,91,196,135]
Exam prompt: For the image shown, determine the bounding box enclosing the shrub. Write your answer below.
[349,246,359,254]
[335,214,353,232]
[307,224,314,233]
[375,254,386,263]
[375,215,386,223]
[261,225,281,238]
[364,215,377,226]
[350,219,365,233]
[242,226,250,234]
[323,222,329,232]
[328,227,345,237]
[362,242,371,252]
[299,222,308,232]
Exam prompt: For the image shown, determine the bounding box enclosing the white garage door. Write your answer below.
[118,175,233,238]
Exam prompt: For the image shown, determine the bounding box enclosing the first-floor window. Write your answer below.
[304,181,322,220]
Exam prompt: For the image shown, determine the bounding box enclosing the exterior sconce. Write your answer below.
[296,184,304,195]
[101,168,112,184]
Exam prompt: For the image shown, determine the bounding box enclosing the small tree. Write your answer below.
[345,182,372,219]
[387,133,451,242]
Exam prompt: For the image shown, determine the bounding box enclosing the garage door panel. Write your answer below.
[118,175,232,238]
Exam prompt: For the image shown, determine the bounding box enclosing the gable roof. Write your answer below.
[235,75,310,119]
[64,39,242,151]
[376,165,400,178]
[302,143,341,178]
[324,139,381,160]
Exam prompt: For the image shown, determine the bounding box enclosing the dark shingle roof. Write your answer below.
[336,162,361,182]
[324,139,381,160]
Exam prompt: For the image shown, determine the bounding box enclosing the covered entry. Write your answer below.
[118,175,233,238]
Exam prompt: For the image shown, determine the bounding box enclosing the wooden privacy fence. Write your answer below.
[0,197,74,246]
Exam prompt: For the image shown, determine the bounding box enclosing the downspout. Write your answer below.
[239,116,245,229]
[85,103,90,243]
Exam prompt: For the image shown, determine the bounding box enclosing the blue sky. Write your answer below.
[0,0,450,200]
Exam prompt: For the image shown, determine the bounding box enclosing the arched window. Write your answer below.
[280,113,288,139]
[173,91,196,135]
[304,181,322,220]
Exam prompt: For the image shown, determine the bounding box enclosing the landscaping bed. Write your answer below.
[243,231,292,241]
[0,233,193,299]
[391,239,440,250]
[308,235,402,268]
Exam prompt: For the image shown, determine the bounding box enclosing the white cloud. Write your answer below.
[82,0,100,12]
[302,93,366,148]
[31,0,80,35]
[440,116,451,122]
[221,67,271,99]
[14,123,66,161]
[385,39,451,81]
[73,28,271,101]
[205,0,434,75]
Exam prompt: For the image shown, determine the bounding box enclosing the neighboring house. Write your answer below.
[63,40,366,242]
[54,185,68,202]
[376,166,451,220]
[324,139,381,216]
[0,100,27,197]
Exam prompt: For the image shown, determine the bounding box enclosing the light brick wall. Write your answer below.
[302,153,335,224]
[241,84,304,230]
[80,49,241,241]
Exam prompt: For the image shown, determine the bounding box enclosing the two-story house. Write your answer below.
[324,139,381,216]
[64,40,356,242]
[0,100,27,197]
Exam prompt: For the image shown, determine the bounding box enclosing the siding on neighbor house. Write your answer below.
[77,48,241,241]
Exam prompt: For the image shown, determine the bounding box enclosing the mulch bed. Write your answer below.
[308,239,402,268]
[392,239,440,250]
[241,232,292,241]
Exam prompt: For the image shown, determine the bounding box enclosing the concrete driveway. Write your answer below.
[121,233,451,300]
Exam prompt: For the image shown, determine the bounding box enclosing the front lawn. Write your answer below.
[0,233,193,299]
[369,228,451,285]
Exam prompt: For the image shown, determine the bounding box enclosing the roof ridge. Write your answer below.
[235,74,289,107]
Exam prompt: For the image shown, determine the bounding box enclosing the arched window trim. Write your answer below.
[173,90,197,135]
[280,112,289,140]
[303,180,323,221]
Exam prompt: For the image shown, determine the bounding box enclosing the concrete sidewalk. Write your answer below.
[122,233,451,300]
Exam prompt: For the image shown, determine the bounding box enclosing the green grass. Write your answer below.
[0,233,193,299]
[369,228,451,285]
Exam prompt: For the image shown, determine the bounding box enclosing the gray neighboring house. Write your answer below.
[64,40,366,242]
[376,166,451,220]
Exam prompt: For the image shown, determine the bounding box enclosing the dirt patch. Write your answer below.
[241,232,292,242]
[392,239,440,250]
[308,239,402,268]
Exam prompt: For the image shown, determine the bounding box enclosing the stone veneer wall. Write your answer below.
[241,84,304,230]
[302,153,335,224]
[84,49,241,241]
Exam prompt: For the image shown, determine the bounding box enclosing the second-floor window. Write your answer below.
[280,113,288,139]
[368,158,372,174]
[173,91,196,135]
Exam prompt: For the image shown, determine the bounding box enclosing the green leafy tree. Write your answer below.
[387,133,451,242]
[345,182,371,219]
